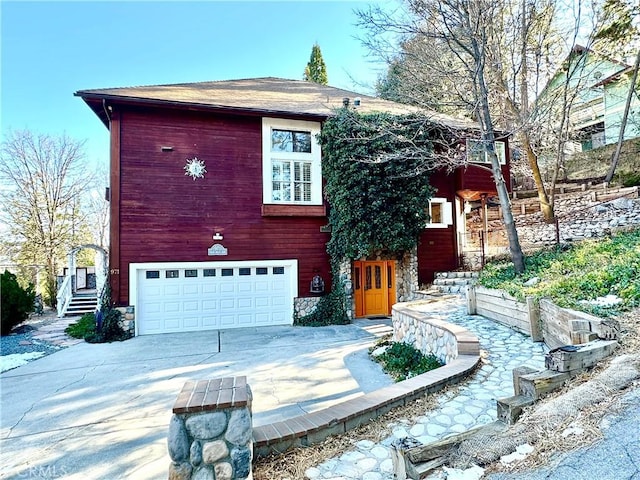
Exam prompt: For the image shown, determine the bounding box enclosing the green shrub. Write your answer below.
[85,308,129,343]
[294,282,349,327]
[1,270,36,335]
[65,312,96,339]
[373,341,443,381]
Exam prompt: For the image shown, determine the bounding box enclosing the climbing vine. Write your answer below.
[297,108,463,326]
[320,108,463,262]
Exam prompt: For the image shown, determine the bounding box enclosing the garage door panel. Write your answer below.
[202,300,218,311]
[183,317,200,329]
[220,284,235,293]
[183,285,200,295]
[164,302,181,313]
[183,301,199,312]
[136,263,294,335]
[255,297,269,308]
[272,295,286,306]
[202,317,219,328]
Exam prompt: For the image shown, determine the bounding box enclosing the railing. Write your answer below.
[56,275,73,317]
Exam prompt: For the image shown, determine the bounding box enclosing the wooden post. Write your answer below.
[466,285,477,315]
[513,366,539,396]
[519,370,570,400]
[545,341,618,373]
[527,297,542,342]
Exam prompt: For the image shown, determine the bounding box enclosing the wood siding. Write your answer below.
[112,106,330,305]
[417,172,458,284]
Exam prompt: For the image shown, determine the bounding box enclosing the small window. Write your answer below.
[271,129,312,153]
[239,268,251,276]
[426,197,453,228]
[467,139,506,165]
[256,267,268,275]
[185,269,198,278]
[273,267,285,275]
[146,271,160,279]
[354,267,361,290]
[203,269,216,277]
[221,268,234,277]
[166,270,179,279]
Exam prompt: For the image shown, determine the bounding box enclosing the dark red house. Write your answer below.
[75,78,509,335]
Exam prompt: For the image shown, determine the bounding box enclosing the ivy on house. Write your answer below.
[298,108,461,326]
[319,108,458,262]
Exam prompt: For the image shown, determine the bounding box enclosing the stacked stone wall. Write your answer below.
[392,305,460,364]
[168,378,253,480]
[114,306,135,338]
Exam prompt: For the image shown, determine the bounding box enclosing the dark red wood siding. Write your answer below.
[417,172,459,284]
[112,106,330,305]
[455,139,511,194]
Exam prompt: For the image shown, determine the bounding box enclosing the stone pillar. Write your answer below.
[168,377,253,480]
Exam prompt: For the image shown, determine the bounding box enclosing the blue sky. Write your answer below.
[1,1,388,169]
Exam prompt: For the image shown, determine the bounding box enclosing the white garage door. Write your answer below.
[131,260,297,335]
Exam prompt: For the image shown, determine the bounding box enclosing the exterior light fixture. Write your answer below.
[213,232,224,241]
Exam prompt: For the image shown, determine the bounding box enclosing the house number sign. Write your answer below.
[208,244,228,256]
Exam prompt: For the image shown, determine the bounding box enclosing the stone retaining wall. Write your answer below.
[168,377,253,480]
[392,302,480,364]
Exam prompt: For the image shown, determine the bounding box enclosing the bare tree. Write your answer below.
[0,130,93,305]
[85,164,110,249]
[358,0,526,272]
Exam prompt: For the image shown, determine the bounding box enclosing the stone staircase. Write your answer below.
[431,271,479,294]
[65,293,98,317]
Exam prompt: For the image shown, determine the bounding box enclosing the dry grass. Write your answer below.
[253,384,463,479]
[485,305,640,474]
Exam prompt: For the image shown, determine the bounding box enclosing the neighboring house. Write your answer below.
[543,45,640,152]
[75,77,509,335]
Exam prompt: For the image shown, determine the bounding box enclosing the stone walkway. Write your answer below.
[29,315,85,347]
[305,297,548,480]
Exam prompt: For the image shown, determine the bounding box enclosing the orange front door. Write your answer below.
[354,260,396,317]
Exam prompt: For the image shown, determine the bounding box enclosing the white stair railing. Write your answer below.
[56,275,73,317]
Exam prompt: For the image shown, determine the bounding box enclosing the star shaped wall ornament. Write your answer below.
[184,157,207,180]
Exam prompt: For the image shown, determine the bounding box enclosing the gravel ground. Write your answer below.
[0,310,67,361]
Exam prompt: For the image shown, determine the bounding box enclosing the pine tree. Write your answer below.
[304,43,328,85]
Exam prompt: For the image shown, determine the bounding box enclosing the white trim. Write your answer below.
[426,197,453,228]
[262,117,322,205]
[129,259,299,336]
[467,139,507,165]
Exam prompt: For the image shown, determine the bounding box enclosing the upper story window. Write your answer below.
[262,118,322,205]
[467,139,507,165]
[426,197,453,228]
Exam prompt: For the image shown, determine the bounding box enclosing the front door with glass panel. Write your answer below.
[353,260,396,317]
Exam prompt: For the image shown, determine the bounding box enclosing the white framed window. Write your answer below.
[262,118,322,205]
[467,139,507,165]
[426,197,453,228]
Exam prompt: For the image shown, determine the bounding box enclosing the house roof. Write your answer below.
[75,77,478,130]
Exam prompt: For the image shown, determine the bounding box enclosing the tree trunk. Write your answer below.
[604,49,640,184]
[471,34,526,274]
[523,134,554,222]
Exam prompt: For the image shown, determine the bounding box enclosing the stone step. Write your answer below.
[433,278,474,286]
[434,271,479,279]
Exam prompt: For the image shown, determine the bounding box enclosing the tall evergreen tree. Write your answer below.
[304,43,328,85]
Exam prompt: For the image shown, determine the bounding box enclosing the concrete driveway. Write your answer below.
[0,320,393,480]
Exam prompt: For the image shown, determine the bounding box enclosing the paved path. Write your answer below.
[305,297,548,480]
